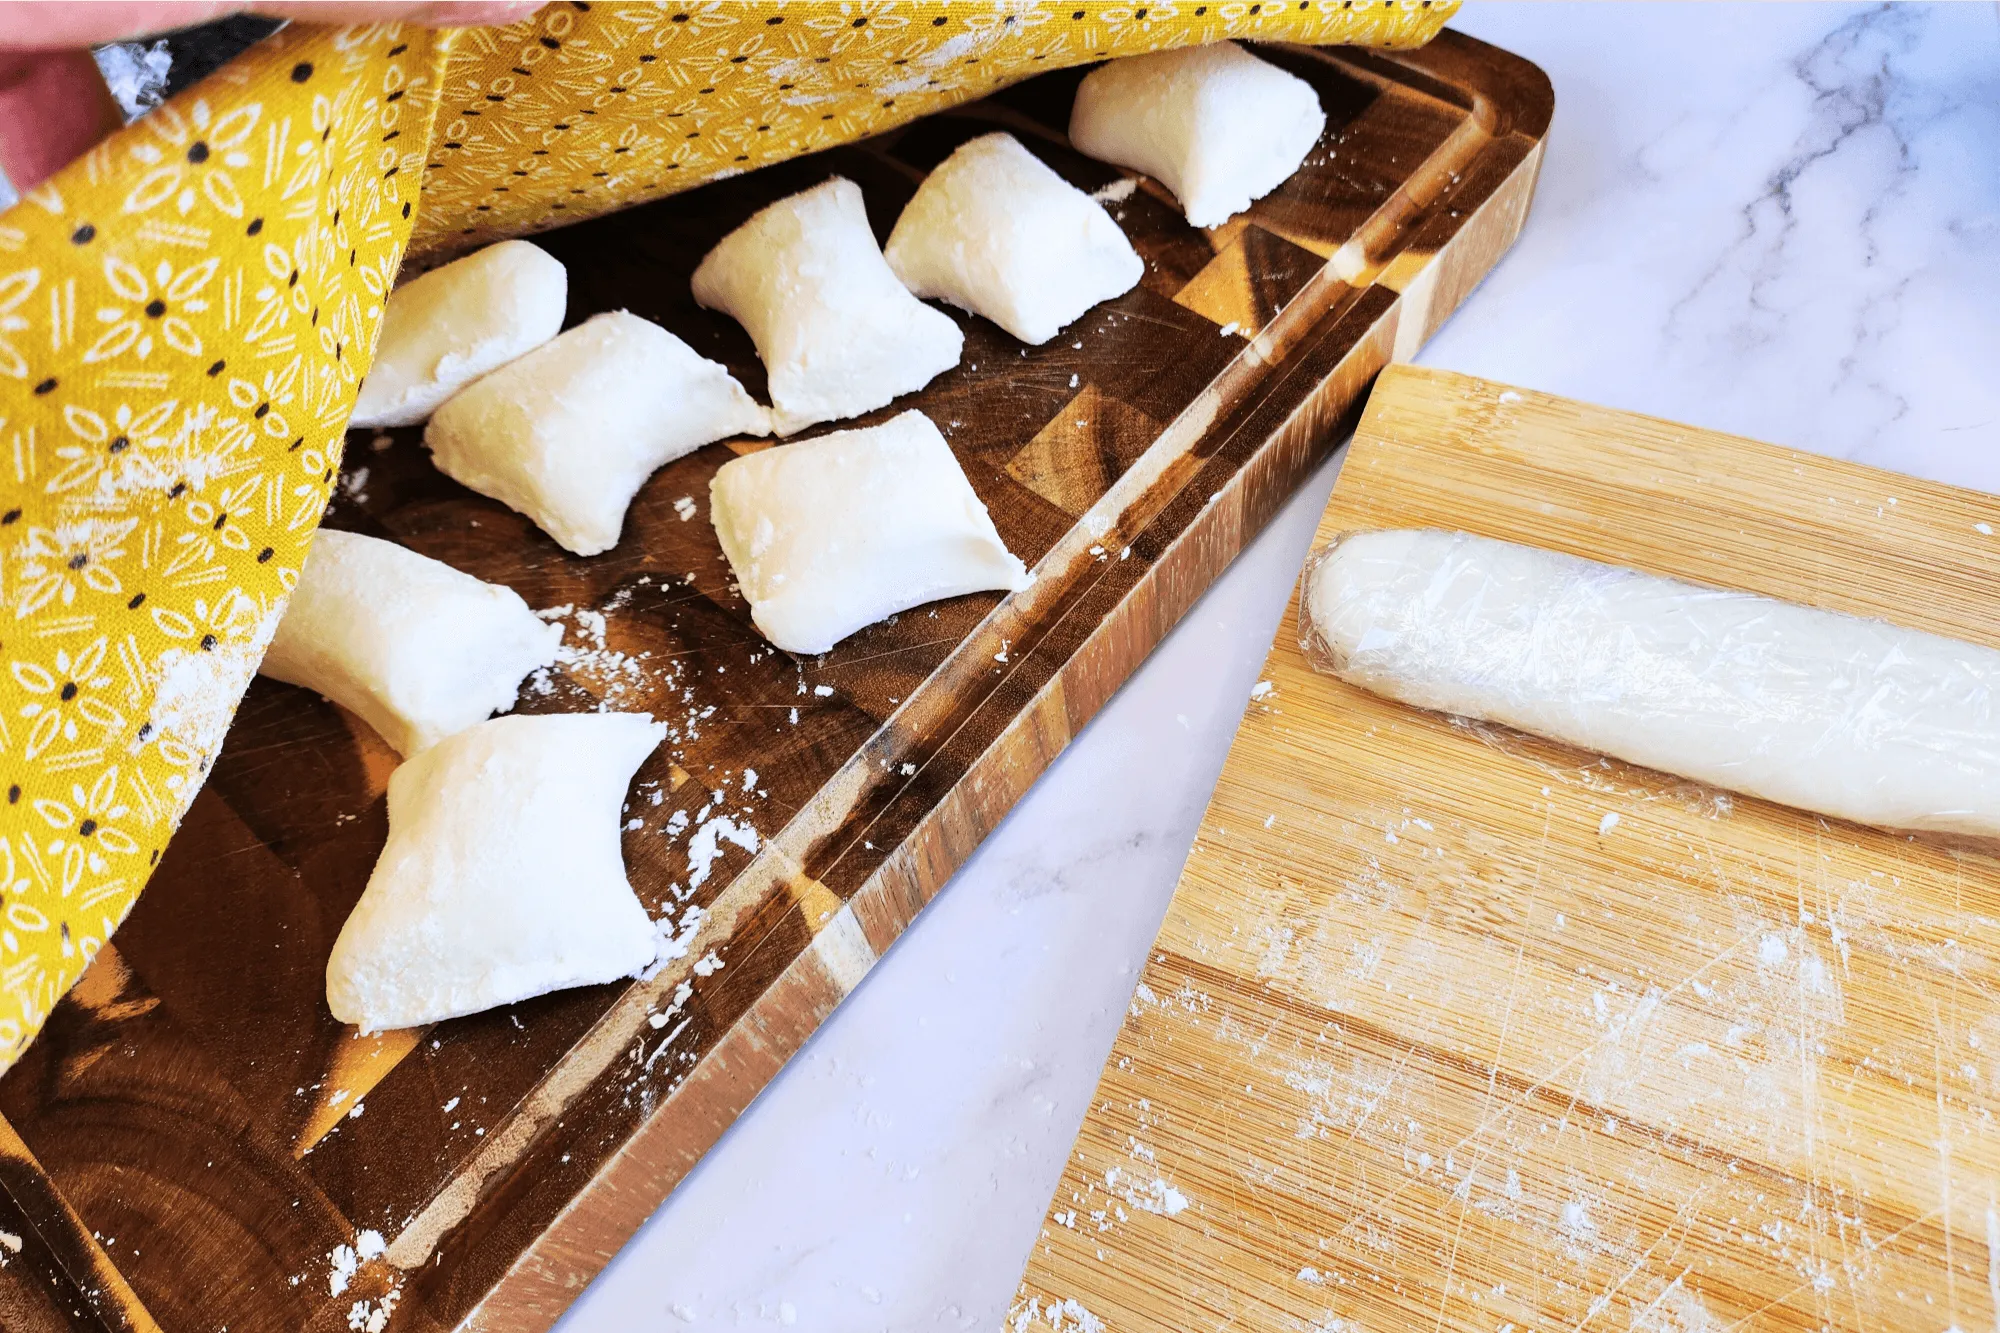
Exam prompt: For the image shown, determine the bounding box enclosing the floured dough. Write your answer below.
[710,409,1030,655]
[691,176,964,436]
[1069,42,1325,229]
[260,529,561,757]
[885,132,1143,345]
[1301,528,2000,838]
[326,712,665,1032]
[424,310,768,556]
[351,240,567,429]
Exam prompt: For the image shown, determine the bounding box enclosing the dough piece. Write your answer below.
[884,132,1144,346]
[691,176,964,436]
[326,713,665,1032]
[1301,529,2000,838]
[710,409,1030,655]
[424,310,768,556]
[351,240,567,429]
[1069,41,1325,229]
[260,529,561,757]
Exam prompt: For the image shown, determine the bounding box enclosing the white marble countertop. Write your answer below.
[557,4,2000,1328]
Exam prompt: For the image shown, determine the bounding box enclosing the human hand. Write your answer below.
[0,1,542,200]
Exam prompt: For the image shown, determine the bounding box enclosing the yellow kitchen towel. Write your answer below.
[0,0,1456,1071]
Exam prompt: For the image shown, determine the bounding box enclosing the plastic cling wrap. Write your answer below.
[1298,529,2000,838]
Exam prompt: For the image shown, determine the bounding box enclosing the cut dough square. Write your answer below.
[1069,41,1326,229]
[885,132,1144,346]
[260,529,561,757]
[424,309,769,556]
[710,409,1030,655]
[351,239,567,429]
[691,176,964,437]
[326,712,666,1032]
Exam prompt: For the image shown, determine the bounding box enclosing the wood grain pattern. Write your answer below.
[0,42,1550,1333]
[1013,364,2000,1332]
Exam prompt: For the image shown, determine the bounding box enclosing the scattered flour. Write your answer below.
[346,1286,400,1333]
[1091,177,1138,204]
[653,904,706,965]
[1104,1165,1189,1217]
[1011,1296,1107,1333]
[147,597,279,763]
[531,602,658,710]
[686,813,759,889]
[328,1243,359,1296]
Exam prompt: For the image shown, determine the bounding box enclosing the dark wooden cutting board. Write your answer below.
[0,35,1549,1333]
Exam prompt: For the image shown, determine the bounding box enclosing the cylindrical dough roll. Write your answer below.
[351,240,567,429]
[1301,529,2000,837]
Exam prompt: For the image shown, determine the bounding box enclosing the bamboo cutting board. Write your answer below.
[1013,365,2000,1332]
[0,39,1550,1333]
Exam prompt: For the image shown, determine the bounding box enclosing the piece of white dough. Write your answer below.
[884,132,1143,346]
[326,712,665,1032]
[691,176,964,437]
[1069,41,1325,229]
[710,410,1030,655]
[260,529,561,757]
[424,310,769,556]
[1300,529,2000,838]
[351,240,568,429]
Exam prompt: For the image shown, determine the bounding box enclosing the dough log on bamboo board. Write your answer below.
[1300,528,2000,838]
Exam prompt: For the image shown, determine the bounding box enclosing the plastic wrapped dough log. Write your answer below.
[691,176,964,437]
[350,240,567,429]
[424,310,768,556]
[260,529,561,757]
[709,409,1031,656]
[1300,529,2000,838]
[1069,41,1325,229]
[326,713,665,1032]
[884,132,1143,345]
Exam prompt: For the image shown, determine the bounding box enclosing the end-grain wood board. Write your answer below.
[1012,363,2000,1332]
[0,41,1550,1333]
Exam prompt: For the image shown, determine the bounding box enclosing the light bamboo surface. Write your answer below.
[1013,365,2000,1332]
